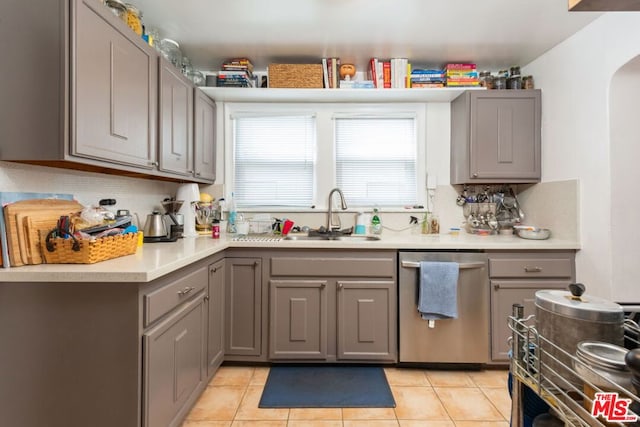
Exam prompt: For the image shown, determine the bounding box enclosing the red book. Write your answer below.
[369,58,377,88]
[446,63,476,70]
[383,61,391,89]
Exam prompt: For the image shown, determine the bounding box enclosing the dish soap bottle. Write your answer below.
[370,208,382,235]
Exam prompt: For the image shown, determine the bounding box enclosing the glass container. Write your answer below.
[146,28,161,50]
[159,39,182,70]
[105,0,126,20]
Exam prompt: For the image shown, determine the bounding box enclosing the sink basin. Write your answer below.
[282,234,381,242]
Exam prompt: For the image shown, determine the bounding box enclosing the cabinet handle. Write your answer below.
[472,172,478,178]
[211,267,217,273]
[195,172,201,176]
[204,295,210,302]
[253,261,258,266]
[337,283,343,290]
[524,266,542,273]
[177,286,194,296]
[187,170,194,174]
[150,161,159,167]
[494,284,500,290]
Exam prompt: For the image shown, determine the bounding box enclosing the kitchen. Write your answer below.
[1,0,640,426]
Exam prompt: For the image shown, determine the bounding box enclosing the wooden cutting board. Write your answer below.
[18,210,79,265]
[4,199,83,266]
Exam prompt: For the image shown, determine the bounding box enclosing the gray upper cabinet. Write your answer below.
[159,58,194,176]
[194,89,217,181]
[451,90,541,184]
[1,0,217,183]
[73,0,156,168]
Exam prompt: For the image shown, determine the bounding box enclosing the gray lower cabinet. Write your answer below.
[159,57,194,176]
[269,280,329,359]
[451,90,541,184]
[488,251,575,362]
[207,259,225,376]
[225,257,263,358]
[143,293,206,427]
[337,280,396,361]
[268,250,397,363]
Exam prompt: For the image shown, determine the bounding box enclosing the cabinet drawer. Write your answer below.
[144,267,208,326]
[271,256,395,278]
[489,258,572,278]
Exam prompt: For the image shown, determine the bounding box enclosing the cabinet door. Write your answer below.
[470,91,541,181]
[194,89,216,182]
[491,280,569,361]
[159,58,193,176]
[143,293,206,427]
[269,280,328,360]
[207,259,225,376]
[73,0,157,168]
[337,280,397,361]
[225,258,262,356]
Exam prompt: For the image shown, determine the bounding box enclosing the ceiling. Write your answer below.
[133,0,602,73]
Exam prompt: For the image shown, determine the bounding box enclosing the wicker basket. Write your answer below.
[41,231,140,264]
[268,64,324,88]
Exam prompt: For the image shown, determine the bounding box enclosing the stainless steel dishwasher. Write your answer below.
[398,251,489,364]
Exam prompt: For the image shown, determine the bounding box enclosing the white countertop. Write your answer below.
[0,233,580,283]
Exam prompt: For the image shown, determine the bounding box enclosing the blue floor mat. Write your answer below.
[259,365,396,408]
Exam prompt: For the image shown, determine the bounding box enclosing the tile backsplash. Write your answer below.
[0,161,184,226]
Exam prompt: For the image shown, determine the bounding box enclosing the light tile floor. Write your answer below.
[182,366,511,427]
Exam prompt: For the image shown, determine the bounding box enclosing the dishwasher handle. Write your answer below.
[401,260,485,270]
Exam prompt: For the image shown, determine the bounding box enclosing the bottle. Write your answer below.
[354,212,366,234]
[370,208,382,235]
[227,192,237,234]
[421,212,430,234]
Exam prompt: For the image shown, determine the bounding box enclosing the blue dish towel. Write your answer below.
[418,261,459,320]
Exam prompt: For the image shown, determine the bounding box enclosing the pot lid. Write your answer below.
[576,341,629,371]
[535,287,624,323]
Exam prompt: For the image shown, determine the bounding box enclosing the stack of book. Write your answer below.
[410,69,446,88]
[368,58,410,88]
[321,58,341,89]
[445,63,479,87]
[217,58,255,88]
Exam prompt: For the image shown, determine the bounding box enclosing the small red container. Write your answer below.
[212,224,220,239]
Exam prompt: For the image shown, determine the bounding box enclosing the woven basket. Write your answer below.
[41,231,140,264]
[268,64,324,88]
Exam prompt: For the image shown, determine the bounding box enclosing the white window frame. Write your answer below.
[224,102,427,211]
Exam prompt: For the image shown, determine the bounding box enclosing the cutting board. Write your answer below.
[18,209,80,265]
[4,200,83,266]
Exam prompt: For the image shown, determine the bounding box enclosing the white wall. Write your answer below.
[524,13,640,301]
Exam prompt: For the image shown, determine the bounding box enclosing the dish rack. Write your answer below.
[509,304,640,427]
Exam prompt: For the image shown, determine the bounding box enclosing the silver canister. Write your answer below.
[535,285,625,389]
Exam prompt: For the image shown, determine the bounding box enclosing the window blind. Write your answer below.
[335,117,417,207]
[233,114,316,207]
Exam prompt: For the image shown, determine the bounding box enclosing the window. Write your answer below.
[232,113,316,208]
[226,103,425,210]
[335,116,417,206]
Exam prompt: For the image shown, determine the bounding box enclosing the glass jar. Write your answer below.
[522,75,535,89]
[159,39,182,70]
[187,69,206,86]
[105,0,126,20]
[124,4,143,36]
[146,27,161,50]
[479,71,494,89]
[493,75,506,90]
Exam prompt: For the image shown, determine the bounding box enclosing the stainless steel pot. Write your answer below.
[535,283,625,389]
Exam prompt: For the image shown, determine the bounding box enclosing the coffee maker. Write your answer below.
[161,198,184,238]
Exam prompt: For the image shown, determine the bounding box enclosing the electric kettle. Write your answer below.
[143,211,168,238]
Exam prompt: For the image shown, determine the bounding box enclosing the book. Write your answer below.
[331,58,339,89]
[322,58,329,88]
[445,63,476,70]
[411,83,445,88]
[382,61,391,88]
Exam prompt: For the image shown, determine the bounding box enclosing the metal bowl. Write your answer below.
[515,228,551,240]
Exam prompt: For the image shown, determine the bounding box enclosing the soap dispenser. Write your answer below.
[370,208,382,235]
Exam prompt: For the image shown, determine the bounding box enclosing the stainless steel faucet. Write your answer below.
[327,188,348,232]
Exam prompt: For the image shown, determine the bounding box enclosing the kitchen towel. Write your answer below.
[418,261,459,320]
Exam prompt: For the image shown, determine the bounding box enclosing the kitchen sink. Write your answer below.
[283,234,381,242]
